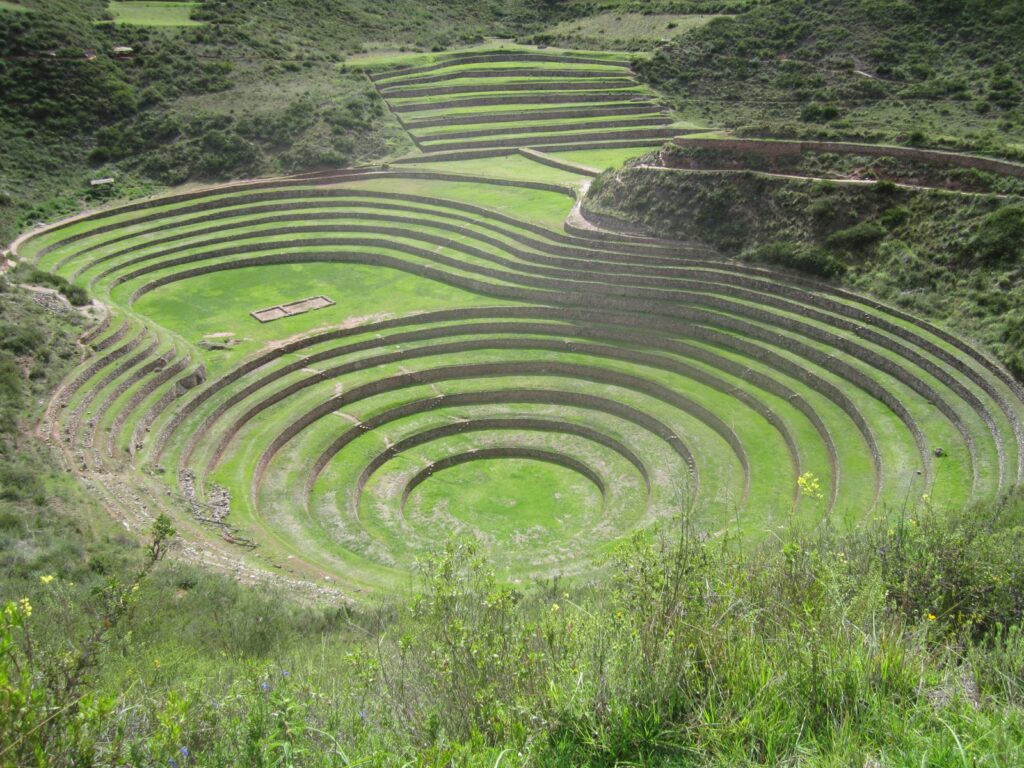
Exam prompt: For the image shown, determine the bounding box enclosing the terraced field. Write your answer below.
[370,50,686,158]
[11,50,1024,594]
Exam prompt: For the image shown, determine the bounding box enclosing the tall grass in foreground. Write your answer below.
[3,494,1024,767]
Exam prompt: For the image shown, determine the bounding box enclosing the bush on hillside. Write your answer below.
[968,204,1024,265]
[861,493,1024,638]
[11,266,90,306]
[0,353,22,438]
[881,205,911,227]
[1002,312,1024,380]
[826,221,887,252]
[801,102,842,122]
[744,241,847,278]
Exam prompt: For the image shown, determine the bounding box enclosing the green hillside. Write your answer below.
[0,0,560,240]
[637,0,1024,156]
[3,1,1024,766]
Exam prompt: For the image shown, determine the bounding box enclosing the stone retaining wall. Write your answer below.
[672,137,1024,179]
[382,79,636,98]
[370,53,628,82]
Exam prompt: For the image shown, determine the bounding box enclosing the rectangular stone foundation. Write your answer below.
[251,295,335,323]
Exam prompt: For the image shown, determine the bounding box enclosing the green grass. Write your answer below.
[106,1,202,27]
[412,112,666,137]
[402,154,591,185]
[131,262,510,376]
[353,41,632,70]
[388,86,649,108]
[417,124,672,148]
[546,144,666,169]
[0,1,32,11]
[344,176,576,229]
[375,62,630,83]
[542,12,726,44]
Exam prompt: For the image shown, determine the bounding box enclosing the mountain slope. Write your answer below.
[637,0,1024,156]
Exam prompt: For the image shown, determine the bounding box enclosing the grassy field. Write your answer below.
[536,144,666,169]
[106,1,202,26]
[542,12,725,46]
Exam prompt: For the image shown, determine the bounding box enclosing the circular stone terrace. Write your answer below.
[13,48,1024,595]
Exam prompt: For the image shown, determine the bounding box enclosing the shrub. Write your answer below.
[881,205,911,228]
[863,493,1024,638]
[826,221,887,252]
[800,102,841,122]
[0,460,46,504]
[0,353,23,438]
[968,204,1024,265]
[0,322,46,357]
[745,241,846,278]
[10,267,90,306]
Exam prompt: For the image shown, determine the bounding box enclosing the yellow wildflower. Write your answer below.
[18,598,32,617]
[797,472,824,501]
[40,574,55,585]
[927,613,937,622]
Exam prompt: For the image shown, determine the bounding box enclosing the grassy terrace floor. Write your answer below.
[11,47,1024,597]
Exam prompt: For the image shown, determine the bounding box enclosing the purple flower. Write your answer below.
[281,670,290,678]
[180,746,190,759]
[169,759,179,768]
[260,680,271,693]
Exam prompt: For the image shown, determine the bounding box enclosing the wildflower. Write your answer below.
[180,746,190,760]
[40,574,55,585]
[18,598,31,617]
[260,680,270,693]
[169,759,179,768]
[153,658,161,668]
[921,493,930,502]
[281,670,290,678]
[797,472,824,501]
[928,613,937,622]
[550,603,560,612]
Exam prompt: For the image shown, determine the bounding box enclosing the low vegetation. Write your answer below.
[3,426,1024,764]
[636,0,1024,159]
[0,0,564,240]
